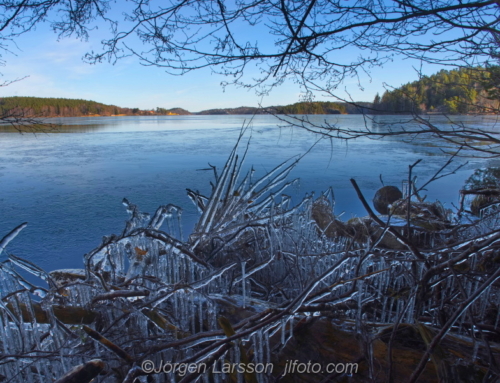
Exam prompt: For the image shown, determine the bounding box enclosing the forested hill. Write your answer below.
[0,96,374,117]
[275,101,372,114]
[374,67,500,114]
[0,97,185,117]
[196,101,372,115]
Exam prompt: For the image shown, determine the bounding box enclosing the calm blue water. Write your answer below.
[1,114,498,272]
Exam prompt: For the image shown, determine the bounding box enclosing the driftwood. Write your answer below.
[5,302,97,324]
[54,359,105,383]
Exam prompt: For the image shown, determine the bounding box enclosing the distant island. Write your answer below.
[1,67,498,118]
[0,97,190,118]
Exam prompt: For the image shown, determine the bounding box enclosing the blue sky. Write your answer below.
[0,19,445,112]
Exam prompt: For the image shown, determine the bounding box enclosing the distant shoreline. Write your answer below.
[0,96,372,117]
[40,111,498,118]
[2,96,498,119]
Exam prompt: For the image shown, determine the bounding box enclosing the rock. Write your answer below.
[311,196,351,239]
[345,216,407,249]
[390,199,448,220]
[345,217,372,243]
[390,199,451,231]
[470,194,498,216]
[312,193,451,249]
[311,197,405,249]
[370,224,407,250]
[49,269,86,287]
[373,186,403,214]
[311,196,335,232]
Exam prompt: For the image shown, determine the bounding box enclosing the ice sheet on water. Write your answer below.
[2,129,500,382]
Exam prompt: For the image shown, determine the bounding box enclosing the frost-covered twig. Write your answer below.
[0,222,27,255]
[409,266,500,383]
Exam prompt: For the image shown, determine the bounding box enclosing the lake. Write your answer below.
[1,114,498,272]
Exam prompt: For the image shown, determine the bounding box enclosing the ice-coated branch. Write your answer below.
[54,359,105,383]
[409,266,500,383]
[0,222,27,255]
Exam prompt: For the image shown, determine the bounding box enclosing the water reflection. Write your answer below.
[0,121,107,133]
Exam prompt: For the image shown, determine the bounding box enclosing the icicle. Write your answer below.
[406,293,415,324]
[173,290,178,328]
[257,328,264,366]
[281,317,286,346]
[173,255,179,284]
[198,297,204,333]
[264,328,271,365]
[208,300,217,331]
[0,314,11,355]
[252,332,260,366]
[191,292,196,334]
[472,333,479,361]
[495,297,500,329]
[212,360,222,383]
[356,280,364,332]
[241,261,246,309]
[233,343,243,383]
[479,285,490,322]
[381,296,388,323]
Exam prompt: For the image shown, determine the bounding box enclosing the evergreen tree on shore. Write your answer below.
[374,67,499,114]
